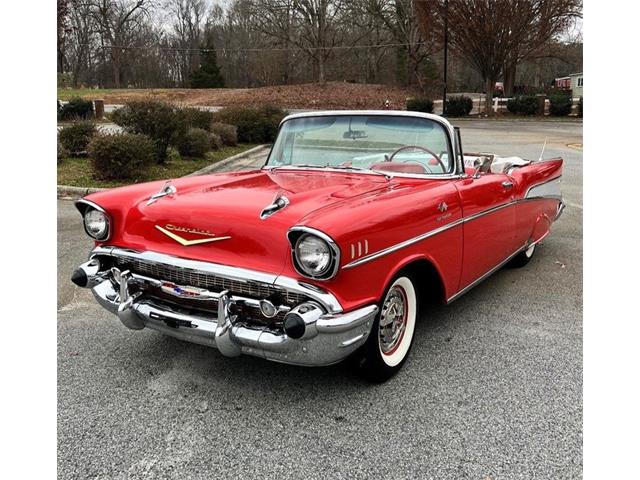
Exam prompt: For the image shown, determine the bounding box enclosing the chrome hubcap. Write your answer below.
[379,286,407,355]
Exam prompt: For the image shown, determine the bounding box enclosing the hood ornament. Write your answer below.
[260,192,290,220]
[147,181,177,206]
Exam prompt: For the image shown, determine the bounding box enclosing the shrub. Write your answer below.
[58,121,97,155]
[89,133,154,180]
[179,107,214,131]
[506,95,539,115]
[445,96,473,116]
[210,122,238,146]
[58,97,94,121]
[210,132,223,150]
[578,96,583,118]
[111,101,184,163]
[406,97,434,113]
[212,105,286,143]
[175,128,212,158]
[549,92,572,116]
[57,139,69,164]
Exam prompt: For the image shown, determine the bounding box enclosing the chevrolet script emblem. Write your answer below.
[155,224,231,246]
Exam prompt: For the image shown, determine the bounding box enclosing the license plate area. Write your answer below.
[149,311,195,329]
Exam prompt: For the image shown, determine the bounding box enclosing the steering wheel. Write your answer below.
[386,145,447,173]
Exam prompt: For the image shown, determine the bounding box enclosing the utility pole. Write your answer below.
[443,0,449,116]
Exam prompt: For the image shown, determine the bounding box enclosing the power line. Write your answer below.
[78,41,429,53]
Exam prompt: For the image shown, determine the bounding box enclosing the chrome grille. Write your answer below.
[112,257,307,305]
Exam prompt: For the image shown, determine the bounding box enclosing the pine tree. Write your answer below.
[190,40,225,89]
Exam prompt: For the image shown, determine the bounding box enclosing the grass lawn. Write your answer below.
[58,88,146,101]
[57,144,258,188]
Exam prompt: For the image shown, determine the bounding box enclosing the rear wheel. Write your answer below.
[356,275,418,383]
[509,242,536,268]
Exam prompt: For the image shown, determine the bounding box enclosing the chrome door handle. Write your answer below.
[502,181,514,188]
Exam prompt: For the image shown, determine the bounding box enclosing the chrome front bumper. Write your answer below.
[76,250,378,367]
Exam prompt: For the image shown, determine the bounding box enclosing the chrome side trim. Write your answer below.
[446,235,548,303]
[89,246,344,313]
[341,195,563,270]
[462,200,517,224]
[343,217,465,270]
[287,226,341,281]
[446,244,525,303]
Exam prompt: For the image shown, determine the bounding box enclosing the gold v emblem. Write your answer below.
[155,225,231,246]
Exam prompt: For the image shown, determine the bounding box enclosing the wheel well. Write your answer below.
[398,259,446,307]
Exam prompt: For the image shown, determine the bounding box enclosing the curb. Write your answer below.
[57,185,107,199]
[186,144,269,176]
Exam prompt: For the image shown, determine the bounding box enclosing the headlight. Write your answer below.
[83,208,110,240]
[292,231,339,279]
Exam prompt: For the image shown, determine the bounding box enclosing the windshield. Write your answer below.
[266,115,453,175]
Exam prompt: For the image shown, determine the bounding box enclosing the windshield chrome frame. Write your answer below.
[262,110,463,179]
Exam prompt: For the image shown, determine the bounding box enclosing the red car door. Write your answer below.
[454,173,518,292]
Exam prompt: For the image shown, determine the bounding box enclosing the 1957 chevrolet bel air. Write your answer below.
[72,110,564,382]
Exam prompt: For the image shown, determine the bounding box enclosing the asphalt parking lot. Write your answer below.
[58,119,582,479]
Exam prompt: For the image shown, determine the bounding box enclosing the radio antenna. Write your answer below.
[538,137,548,162]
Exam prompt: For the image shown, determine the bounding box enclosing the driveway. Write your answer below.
[58,119,582,479]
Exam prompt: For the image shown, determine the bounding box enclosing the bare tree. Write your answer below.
[58,0,72,73]
[87,0,151,87]
[167,0,207,86]
[367,0,437,87]
[248,0,345,83]
[502,0,582,96]
[416,0,581,109]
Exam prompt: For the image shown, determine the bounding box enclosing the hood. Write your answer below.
[88,169,391,274]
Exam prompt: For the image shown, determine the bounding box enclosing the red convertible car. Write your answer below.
[72,111,564,382]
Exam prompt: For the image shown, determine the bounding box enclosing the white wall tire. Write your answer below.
[509,242,537,268]
[357,274,418,382]
[378,277,417,367]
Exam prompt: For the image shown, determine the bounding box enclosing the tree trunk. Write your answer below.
[395,46,408,86]
[485,78,495,116]
[111,49,122,88]
[504,61,517,97]
[317,55,326,84]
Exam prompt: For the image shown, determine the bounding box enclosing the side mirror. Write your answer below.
[472,165,482,179]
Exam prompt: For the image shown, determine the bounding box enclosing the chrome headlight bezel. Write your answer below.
[76,199,111,241]
[288,227,340,280]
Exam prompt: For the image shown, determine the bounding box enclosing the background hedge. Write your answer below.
[58,121,97,155]
[549,93,572,116]
[58,97,94,121]
[507,95,539,115]
[212,105,286,143]
[406,97,434,113]
[175,128,212,158]
[89,133,154,179]
[446,96,473,116]
[210,122,238,146]
[179,107,214,131]
[111,101,183,163]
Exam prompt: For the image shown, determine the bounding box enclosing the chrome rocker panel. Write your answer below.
[84,248,378,367]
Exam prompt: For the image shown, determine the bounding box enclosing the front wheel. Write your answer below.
[356,275,418,383]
